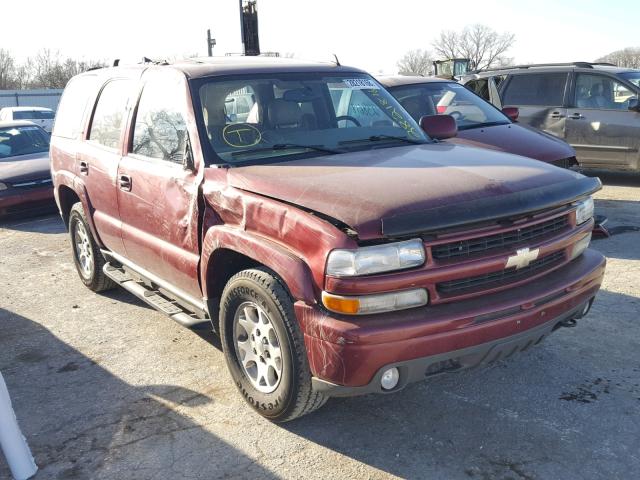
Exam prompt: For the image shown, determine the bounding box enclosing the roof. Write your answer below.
[0,106,53,112]
[0,120,40,128]
[376,75,451,88]
[79,56,366,81]
[466,63,640,78]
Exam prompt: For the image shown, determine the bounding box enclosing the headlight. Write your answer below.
[326,239,425,277]
[0,182,7,191]
[574,196,594,225]
[322,289,429,315]
[570,233,592,260]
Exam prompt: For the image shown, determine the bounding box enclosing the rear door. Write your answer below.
[80,78,137,254]
[500,72,569,139]
[565,72,640,169]
[116,69,203,300]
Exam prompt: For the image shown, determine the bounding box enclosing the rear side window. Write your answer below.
[131,76,187,163]
[13,111,36,120]
[34,110,55,119]
[502,73,568,106]
[53,76,98,139]
[88,79,133,149]
[465,79,490,101]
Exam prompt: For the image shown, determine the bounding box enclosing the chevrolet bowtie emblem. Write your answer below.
[505,247,540,270]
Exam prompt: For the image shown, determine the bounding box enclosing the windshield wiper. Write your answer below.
[340,135,426,146]
[231,143,341,158]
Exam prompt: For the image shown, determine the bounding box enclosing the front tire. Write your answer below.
[220,268,327,422]
[68,202,115,292]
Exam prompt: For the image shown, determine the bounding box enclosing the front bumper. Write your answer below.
[0,186,55,217]
[312,300,591,397]
[295,249,606,395]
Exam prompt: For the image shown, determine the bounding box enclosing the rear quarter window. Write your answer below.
[502,73,568,107]
[53,75,99,139]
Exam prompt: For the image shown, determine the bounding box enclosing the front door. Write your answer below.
[500,72,569,139]
[116,71,203,300]
[565,73,640,169]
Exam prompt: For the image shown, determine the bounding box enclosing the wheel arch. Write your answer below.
[201,227,317,328]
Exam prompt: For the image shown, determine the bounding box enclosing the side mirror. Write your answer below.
[502,106,519,122]
[419,114,458,140]
[183,135,195,171]
[628,97,640,112]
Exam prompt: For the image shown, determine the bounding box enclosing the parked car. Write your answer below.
[50,58,605,421]
[0,121,54,218]
[461,62,640,172]
[0,107,56,133]
[378,76,577,167]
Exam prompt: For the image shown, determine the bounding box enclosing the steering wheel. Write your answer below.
[335,115,361,127]
[448,111,463,121]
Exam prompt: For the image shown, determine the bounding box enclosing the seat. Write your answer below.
[576,85,593,108]
[400,95,435,121]
[588,83,611,109]
[268,99,304,129]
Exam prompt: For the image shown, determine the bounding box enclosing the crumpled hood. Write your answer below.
[227,143,585,239]
[450,123,576,163]
[0,152,51,184]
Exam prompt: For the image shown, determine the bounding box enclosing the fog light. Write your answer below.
[380,367,400,390]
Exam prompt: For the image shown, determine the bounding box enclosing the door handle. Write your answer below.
[568,113,584,120]
[79,161,89,175]
[550,111,565,119]
[119,174,132,192]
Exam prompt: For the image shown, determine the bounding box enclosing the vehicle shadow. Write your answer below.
[581,169,640,187]
[283,288,640,479]
[592,198,640,260]
[0,308,275,480]
[0,212,65,235]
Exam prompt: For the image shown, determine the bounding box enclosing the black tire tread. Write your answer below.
[69,202,116,292]
[222,268,327,422]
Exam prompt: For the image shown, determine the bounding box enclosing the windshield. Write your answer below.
[618,72,640,88]
[0,125,50,159]
[195,73,429,164]
[389,82,510,130]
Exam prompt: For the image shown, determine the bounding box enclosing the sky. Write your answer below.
[1,0,639,74]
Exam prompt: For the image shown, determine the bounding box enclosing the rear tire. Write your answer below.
[220,268,327,422]
[68,202,116,292]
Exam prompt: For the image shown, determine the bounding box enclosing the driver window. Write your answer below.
[575,74,636,110]
[131,76,188,163]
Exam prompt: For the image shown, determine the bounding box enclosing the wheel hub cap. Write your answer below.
[74,222,93,277]
[234,302,282,393]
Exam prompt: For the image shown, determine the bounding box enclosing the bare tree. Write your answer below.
[397,49,433,76]
[433,24,515,70]
[596,47,640,69]
[0,49,18,89]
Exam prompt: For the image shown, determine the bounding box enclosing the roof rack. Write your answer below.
[473,61,617,74]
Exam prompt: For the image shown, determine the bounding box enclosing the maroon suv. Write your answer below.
[50,58,605,421]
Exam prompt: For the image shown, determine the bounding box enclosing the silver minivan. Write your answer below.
[461,62,640,172]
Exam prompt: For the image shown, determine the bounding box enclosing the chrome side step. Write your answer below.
[103,263,208,327]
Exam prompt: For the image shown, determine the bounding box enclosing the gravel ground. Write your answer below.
[1,171,638,480]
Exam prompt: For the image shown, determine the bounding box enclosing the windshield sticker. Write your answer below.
[342,78,379,90]
[367,90,420,139]
[222,123,262,148]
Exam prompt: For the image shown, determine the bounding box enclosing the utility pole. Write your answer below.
[206,29,216,56]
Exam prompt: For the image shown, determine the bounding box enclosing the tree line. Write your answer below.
[0,49,105,90]
[397,24,640,76]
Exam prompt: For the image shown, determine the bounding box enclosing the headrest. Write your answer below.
[268,99,303,128]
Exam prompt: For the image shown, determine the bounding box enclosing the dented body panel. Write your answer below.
[50,58,606,398]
